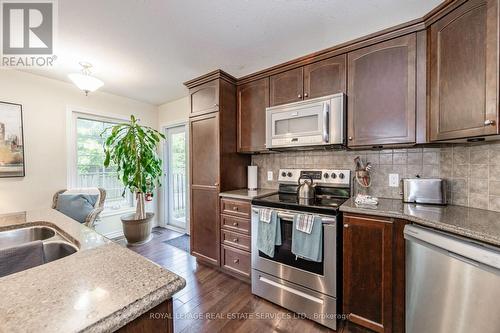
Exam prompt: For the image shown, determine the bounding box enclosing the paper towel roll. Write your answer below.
[248,166,258,190]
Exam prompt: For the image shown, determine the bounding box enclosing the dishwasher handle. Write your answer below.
[404,225,500,270]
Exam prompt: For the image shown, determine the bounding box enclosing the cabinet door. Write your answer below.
[190,188,219,265]
[429,0,498,141]
[190,113,219,188]
[343,215,393,333]
[189,80,219,117]
[304,55,346,99]
[347,34,416,147]
[270,67,304,106]
[237,78,269,152]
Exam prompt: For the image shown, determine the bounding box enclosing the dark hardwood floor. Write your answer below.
[117,227,371,333]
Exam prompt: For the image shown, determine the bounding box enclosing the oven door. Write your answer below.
[266,98,329,148]
[251,206,337,297]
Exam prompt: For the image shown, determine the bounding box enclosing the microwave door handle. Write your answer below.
[323,102,329,143]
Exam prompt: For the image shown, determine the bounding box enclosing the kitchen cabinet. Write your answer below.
[237,78,269,153]
[185,71,251,266]
[303,55,346,99]
[429,0,499,141]
[220,197,252,281]
[347,34,417,148]
[269,56,347,107]
[343,214,394,333]
[191,188,220,265]
[188,80,220,117]
[270,67,304,106]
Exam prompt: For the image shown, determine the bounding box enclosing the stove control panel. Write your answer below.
[278,169,351,185]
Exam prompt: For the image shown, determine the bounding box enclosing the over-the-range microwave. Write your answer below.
[265,93,346,149]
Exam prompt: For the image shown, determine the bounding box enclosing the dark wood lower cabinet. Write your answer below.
[117,299,173,333]
[191,187,220,265]
[343,214,407,333]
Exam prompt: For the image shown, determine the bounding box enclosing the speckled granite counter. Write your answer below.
[0,209,186,333]
[340,198,500,247]
[219,188,277,201]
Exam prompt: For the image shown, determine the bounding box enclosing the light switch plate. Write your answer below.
[267,171,273,181]
[389,173,399,187]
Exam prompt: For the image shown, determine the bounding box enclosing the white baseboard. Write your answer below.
[104,229,124,240]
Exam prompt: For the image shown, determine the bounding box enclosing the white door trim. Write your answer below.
[160,121,189,234]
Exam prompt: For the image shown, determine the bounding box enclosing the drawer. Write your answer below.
[220,198,251,218]
[221,245,251,278]
[221,214,250,235]
[221,229,251,252]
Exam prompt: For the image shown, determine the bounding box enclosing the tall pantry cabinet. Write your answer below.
[184,70,250,266]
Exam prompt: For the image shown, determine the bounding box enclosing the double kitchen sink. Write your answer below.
[0,225,78,277]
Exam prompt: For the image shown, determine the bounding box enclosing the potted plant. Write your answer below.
[103,115,165,245]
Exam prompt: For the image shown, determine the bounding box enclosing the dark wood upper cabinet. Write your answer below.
[343,214,393,333]
[303,55,346,99]
[189,80,220,117]
[237,78,270,153]
[191,187,220,265]
[347,34,417,148]
[190,112,219,188]
[429,0,499,141]
[270,67,304,106]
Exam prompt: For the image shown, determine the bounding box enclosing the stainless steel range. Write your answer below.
[251,168,351,330]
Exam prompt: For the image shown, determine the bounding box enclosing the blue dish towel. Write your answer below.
[257,210,281,257]
[291,215,323,262]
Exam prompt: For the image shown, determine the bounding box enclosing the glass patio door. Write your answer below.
[165,124,187,230]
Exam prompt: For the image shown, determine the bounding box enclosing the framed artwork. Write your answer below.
[0,102,25,177]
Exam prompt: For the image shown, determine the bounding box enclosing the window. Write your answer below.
[73,114,134,213]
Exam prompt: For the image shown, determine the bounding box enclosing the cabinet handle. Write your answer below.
[232,222,238,226]
[233,206,239,211]
[298,94,302,99]
[348,136,353,141]
[484,119,496,126]
[344,224,349,228]
[233,238,239,243]
[233,259,239,264]
[214,182,219,186]
[304,92,309,98]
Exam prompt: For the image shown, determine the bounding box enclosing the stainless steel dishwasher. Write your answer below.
[404,225,500,333]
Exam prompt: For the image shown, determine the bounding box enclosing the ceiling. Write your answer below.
[25,0,443,105]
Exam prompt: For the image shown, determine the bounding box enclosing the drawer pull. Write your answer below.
[233,238,239,243]
[233,259,239,264]
[233,206,239,211]
[232,222,238,226]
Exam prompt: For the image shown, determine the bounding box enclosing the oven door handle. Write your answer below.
[252,208,336,224]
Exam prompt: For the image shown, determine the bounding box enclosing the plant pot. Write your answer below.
[120,212,154,245]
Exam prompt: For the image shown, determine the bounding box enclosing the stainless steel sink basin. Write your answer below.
[0,226,56,249]
[0,226,79,278]
[43,241,78,262]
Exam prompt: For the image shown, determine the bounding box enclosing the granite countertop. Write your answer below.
[0,209,186,333]
[219,188,277,200]
[340,197,500,247]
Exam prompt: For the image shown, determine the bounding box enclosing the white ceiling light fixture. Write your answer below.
[68,62,104,96]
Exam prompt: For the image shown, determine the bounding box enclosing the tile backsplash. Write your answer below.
[251,141,500,212]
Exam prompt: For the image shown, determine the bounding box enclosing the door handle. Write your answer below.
[484,119,495,126]
[322,102,329,143]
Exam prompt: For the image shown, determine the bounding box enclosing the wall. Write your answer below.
[0,70,158,237]
[252,142,500,212]
[157,96,190,232]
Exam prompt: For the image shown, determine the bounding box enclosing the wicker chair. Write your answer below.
[52,188,106,228]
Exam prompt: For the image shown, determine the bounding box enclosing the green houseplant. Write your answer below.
[103,115,165,244]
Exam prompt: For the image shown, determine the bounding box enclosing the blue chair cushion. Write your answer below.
[55,194,99,224]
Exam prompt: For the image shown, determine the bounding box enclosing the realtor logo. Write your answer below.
[1,0,56,66]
